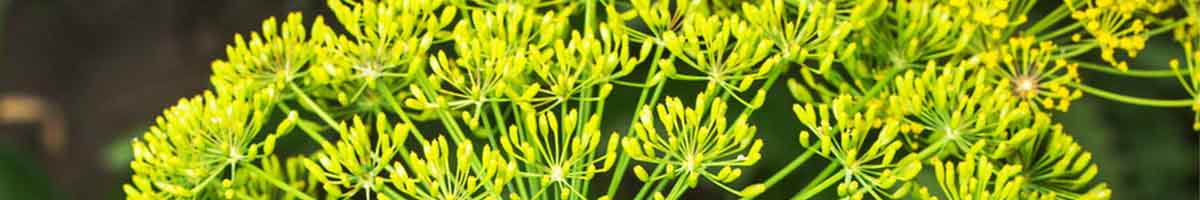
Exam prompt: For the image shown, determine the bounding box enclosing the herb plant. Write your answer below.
[123,0,1200,199]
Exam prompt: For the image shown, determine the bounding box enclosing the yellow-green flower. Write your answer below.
[793,95,923,199]
[299,113,410,199]
[1064,0,1172,71]
[981,36,1082,112]
[1171,6,1200,130]
[659,14,780,107]
[125,91,285,199]
[211,13,325,97]
[892,61,1029,159]
[920,143,1025,200]
[313,0,456,105]
[741,0,845,66]
[390,135,515,200]
[499,106,619,199]
[623,94,763,197]
[994,114,1109,199]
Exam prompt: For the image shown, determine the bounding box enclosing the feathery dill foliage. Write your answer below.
[124,0,1197,199]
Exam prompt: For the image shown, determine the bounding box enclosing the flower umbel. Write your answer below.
[623,94,763,198]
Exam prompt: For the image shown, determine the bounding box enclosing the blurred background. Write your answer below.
[0,0,1195,199]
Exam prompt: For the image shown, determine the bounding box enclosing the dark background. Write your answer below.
[0,0,1195,199]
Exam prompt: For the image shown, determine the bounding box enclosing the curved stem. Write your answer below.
[242,164,316,200]
[750,147,817,198]
[790,170,844,200]
[1070,82,1194,107]
[1075,60,1182,78]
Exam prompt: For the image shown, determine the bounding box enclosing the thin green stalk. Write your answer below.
[752,147,817,197]
[791,170,845,200]
[850,65,910,112]
[1036,22,1082,41]
[241,164,316,200]
[1026,4,1072,35]
[1075,60,1182,78]
[664,175,690,199]
[797,162,839,193]
[584,0,597,34]
[607,43,668,198]
[916,136,954,160]
[632,165,667,200]
[1070,82,1194,107]
[288,82,342,131]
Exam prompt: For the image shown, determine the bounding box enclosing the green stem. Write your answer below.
[753,147,817,197]
[632,165,666,200]
[584,0,597,34]
[916,136,953,160]
[1026,4,1071,35]
[790,170,844,200]
[241,164,316,200]
[1037,22,1081,41]
[1069,82,1194,107]
[288,82,342,131]
[797,162,839,193]
[664,175,690,199]
[607,44,669,198]
[1075,60,1182,78]
[850,65,909,112]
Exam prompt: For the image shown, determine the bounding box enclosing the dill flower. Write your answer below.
[312,0,456,105]
[981,36,1082,112]
[226,155,317,199]
[858,0,974,64]
[499,106,619,199]
[627,0,704,39]
[210,13,324,97]
[622,94,764,198]
[741,0,845,66]
[659,14,780,107]
[404,6,570,125]
[522,23,645,109]
[920,143,1025,200]
[995,114,1110,199]
[1064,0,1171,71]
[125,91,287,199]
[298,113,410,199]
[389,136,515,199]
[892,61,1029,159]
[793,95,923,199]
[1171,8,1200,130]
[944,0,1032,51]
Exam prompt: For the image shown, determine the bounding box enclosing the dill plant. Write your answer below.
[123,0,1200,199]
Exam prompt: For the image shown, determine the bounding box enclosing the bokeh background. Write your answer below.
[0,0,1195,199]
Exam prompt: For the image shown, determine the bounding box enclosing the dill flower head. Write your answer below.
[982,36,1082,112]
[659,14,780,107]
[499,106,619,199]
[1171,7,1200,130]
[390,135,515,200]
[741,0,846,65]
[858,0,975,64]
[1064,0,1171,71]
[993,114,1110,199]
[522,23,644,108]
[125,91,285,199]
[210,13,324,97]
[892,61,1029,159]
[298,113,410,198]
[793,95,923,199]
[309,0,456,106]
[622,93,764,196]
[404,5,569,124]
[921,144,1026,200]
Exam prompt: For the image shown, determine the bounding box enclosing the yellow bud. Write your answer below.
[633,165,651,181]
